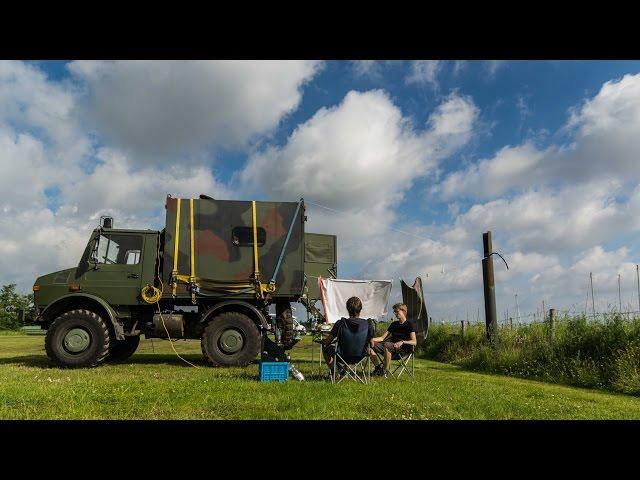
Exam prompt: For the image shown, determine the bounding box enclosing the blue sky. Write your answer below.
[2,60,640,322]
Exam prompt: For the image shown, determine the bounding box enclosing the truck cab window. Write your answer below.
[232,227,266,247]
[93,234,143,265]
[125,250,141,264]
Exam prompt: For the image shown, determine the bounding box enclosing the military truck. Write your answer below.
[27,195,336,368]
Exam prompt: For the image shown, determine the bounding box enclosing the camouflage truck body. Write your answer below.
[29,196,337,369]
[163,197,305,299]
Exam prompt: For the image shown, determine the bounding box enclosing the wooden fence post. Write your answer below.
[549,308,556,340]
[482,231,498,345]
[461,320,466,336]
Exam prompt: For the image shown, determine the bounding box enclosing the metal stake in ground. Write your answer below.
[618,274,622,313]
[636,264,640,313]
[482,231,498,345]
[590,272,596,319]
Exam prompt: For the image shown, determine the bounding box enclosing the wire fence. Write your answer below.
[430,309,640,327]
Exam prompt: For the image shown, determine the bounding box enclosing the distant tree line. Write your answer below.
[0,284,33,330]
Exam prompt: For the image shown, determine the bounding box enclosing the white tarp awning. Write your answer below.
[318,277,392,323]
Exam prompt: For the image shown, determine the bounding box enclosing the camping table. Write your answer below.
[311,327,333,377]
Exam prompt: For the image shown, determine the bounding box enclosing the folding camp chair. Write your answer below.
[373,344,415,379]
[330,323,371,384]
[390,345,415,378]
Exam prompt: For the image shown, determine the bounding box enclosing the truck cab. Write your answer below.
[33,226,159,317]
[80,228,159,306]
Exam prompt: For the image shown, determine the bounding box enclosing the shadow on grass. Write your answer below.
[0,355,52,368]
[0,354,371,383]
[109,354,209,367]
[0,353,209,369]
[0,353,319,371]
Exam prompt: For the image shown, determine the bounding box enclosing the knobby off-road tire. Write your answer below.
[201,311,261,367]
[45,309,111,368]
[276,303,295,349]
[107,335,140,362]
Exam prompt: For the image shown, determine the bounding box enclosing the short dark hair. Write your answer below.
[346,296,362,316]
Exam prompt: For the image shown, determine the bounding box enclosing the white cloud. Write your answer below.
[436,142,552,200]
[60,148,231,219]
[405,60,442,89]
[240,90,478,261]
[530,245,639,312]
[436,73,640,201]
[0,61,79,145]
[0,143,234,290]
[444,181,640,254]
[2,60,638,323]
[420,74,640,317]
[350,60,382,79]
[242,90,477,210]
[0,61,253,290]
[68,60,323,160]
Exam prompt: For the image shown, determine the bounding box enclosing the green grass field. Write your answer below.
[1,334,640,419]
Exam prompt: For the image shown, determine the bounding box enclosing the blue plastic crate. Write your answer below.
[259,362,289,382]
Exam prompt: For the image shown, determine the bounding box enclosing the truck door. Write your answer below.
[82,233,145,305]
[303,233,337,302]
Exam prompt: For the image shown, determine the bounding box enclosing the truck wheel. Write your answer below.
[201,311,261,367]
[45,309,111,368]
[107,335,140,362]
[276,303,295,348]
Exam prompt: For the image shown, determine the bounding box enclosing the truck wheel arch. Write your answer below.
[39,293,125,341]
[201,301,268,331]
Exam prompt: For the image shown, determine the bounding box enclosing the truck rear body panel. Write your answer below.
[303,232,337,301]
[162,197,305,298]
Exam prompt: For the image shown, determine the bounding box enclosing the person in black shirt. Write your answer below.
[322,296,374,375]
[370,303,417,377]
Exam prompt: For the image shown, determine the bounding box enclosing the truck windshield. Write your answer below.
[94,234,143,265]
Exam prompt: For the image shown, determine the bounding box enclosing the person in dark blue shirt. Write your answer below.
[370,303,417,377]
[321,296,374,375]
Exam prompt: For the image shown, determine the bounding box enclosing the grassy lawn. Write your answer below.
[1,334,639,419]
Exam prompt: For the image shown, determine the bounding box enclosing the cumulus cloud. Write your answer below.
[435,142,550,200]
[442,181,640,254]
[417,74,640,317]
[240,89,478,266]
[436,73,640,200]
[0,207,94,289]
[68,60,323,160]
[242,89,478,210]
[0,60,313,290]
[0,61,80,145]
[60,148,231,219]
[530,245,639,312]
[2,60,638,321]
[422,74,640,315]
